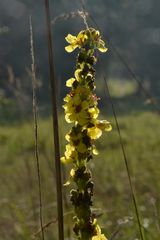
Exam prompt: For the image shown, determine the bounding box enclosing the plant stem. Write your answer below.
[30,16,45,240]
[43,1,64,239]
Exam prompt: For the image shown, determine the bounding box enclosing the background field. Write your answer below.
[0,0,160,239]
[0,108,160,239]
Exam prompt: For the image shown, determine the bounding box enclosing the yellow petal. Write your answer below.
[63,180,71,186]
[66,78,75,87]
[63,94,70,102]
[88,127,102,139]
[92,224,107,240]
[95,224,101,234]
[92,234,107,240]
[105,123,112,131]
[65,146,74,158]
[88,107,99,119]
[65,133,70,141]
[92,146,99,155]
[77,31,84,39]
[96,120,112,132]
[74,69,82,81]
[66,144,75,152]
[65,114,73,123]
[65,44,78,53]
[95,30,100,37]
[61,156,66,163]
[65,34,77,43]
[70,168,75,177]
[98,40,108,52]
[98,46,108,53]
[77,31,88,43]
[61,156,72,164]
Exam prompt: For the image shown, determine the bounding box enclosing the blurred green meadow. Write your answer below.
[1,1,160,239]
[0,106,160,239]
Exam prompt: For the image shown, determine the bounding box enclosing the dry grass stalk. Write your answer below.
[103,75,144,240]
[30,16,45,240]
[43,0,64,239]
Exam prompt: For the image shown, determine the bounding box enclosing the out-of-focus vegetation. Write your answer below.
[0,112,160,239]
[0,0,160,239]
[0,0,160,104]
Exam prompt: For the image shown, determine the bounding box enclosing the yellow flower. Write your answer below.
[65,31,88,52]
[64,97,100,125]
[75,85,91,98]
[96,120,112,132]
[64,97,90,125]
[88,107,99,119]
[91,29,108,52]
[92,224,107,240]
[87,119,112,140]
[65,34,78,52]
[61,144,78,164]
[70,110,89,125]
[87,127,102,140]
[65,131,88,153]
[97,39,108,53]
[63,95,81,114]
[65,29,108,53]
[92,234,107,240]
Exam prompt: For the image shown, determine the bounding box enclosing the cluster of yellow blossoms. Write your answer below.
[61,28,112,240]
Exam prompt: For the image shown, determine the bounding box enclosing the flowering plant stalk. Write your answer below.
[61,28,112,240]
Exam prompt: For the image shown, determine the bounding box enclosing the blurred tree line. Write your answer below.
[0,0,160,110]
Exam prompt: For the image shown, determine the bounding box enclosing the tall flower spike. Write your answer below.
[61,28,112,240]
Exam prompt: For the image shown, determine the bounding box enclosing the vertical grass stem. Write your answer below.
[103,75,144,240]
[30,16,45,240]
[43,1,64,239]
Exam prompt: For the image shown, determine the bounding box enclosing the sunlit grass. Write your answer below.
[0,111,159,239]
[96,78,138,98]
